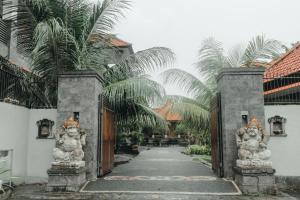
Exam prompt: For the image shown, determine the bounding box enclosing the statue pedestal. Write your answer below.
[46,164,86,192]
[234,167,277,195]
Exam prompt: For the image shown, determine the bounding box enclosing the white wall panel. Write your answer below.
[265,105,300,176]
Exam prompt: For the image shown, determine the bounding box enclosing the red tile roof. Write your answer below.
[154,102,182,122]
[264,43,300,95]
[264,43,300,78]
[9,60,31,72]
[111,38,131,47]
[0,56,32,73]
[88,34,131,47]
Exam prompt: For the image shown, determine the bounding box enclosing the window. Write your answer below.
[0,19,11,46]
[268,116,287,137]
[0,0,3,17]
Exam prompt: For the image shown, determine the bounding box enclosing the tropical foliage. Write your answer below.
[4,0,175,126]
[162,35,286,132]
[185,145,211,156]
[175,121,210,146]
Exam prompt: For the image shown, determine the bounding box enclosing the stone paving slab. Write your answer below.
[82,178,239,194]
[9,183,297,200]
[87,193,296,200]
[103,175,217,181]
[10,187,297,200]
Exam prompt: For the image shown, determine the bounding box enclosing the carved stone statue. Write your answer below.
[52,117,87,168]
[235,117,272,169]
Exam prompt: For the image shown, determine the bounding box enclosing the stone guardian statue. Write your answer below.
[47,117,87,192]
[235,117,272,169]
[52,117,87,168]
[234,117,277,194]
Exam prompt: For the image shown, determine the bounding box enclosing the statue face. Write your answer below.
[66,126,78,136]
[248,125,258,137]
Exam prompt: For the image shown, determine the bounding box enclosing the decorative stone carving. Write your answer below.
[47,117,87,192]
[36,119,54,138]
[268,115,287,136]
[52,117,87,168]
[234,117,277,195]
[235,117,272,169]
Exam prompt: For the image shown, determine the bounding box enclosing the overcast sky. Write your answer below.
[112,0,300,95]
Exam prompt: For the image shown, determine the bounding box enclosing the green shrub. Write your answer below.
[185,145,211,155]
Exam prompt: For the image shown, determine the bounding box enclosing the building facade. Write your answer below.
[0,0,29,67]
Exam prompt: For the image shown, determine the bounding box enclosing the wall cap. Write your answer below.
[217,67,265,82]
[58,70,104,83]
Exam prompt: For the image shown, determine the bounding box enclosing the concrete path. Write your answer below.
[82,147,240,195]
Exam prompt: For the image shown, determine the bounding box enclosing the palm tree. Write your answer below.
[162,35,286,131]
[4,0,175,127]
[102,47,174,127]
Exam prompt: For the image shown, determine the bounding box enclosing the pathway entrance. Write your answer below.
[82,147,240,195]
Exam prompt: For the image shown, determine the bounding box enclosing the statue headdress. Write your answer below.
[63,117,79,129]
[247,117,261,129]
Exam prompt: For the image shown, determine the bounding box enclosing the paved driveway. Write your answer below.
[11,147,296,200]
[82,147,240,195]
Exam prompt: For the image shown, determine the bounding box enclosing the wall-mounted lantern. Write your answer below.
[36,119,55,139]
[268,115,287,137]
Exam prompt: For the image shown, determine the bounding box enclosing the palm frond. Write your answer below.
[112,100,168,128]
[171,102,209,130]
[159,95,210,130]
[62,0,91,41]
[31,18,79,78]
[103,47,175,87]
[196,37,225,82]
[162,68,213,99]
[19,75,53,107]
[164,95,209,111]
[243,34,285,67]
[6,66,54,107]
[103,75,166,107]
[132,103,168,128]
[75,35,116,74]
[115,47,175,75]
[225,44,246,68]
[89,0,131,36]
[81,2,103,43]
[3,0,43,55]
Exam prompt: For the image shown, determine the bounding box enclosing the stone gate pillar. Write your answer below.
[57,70,103,180]
[216,67,265,178]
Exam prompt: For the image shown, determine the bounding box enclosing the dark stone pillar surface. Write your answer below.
[57,70,104,180]
[216,67,265,178]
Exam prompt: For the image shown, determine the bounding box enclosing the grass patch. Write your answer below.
[185,145,211,155]
[192,155,211,163]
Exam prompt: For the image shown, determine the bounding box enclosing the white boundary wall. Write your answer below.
[0,103,29,183]
[0,102,56,183]
[265,105,300,176]
[26,109,56,183]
